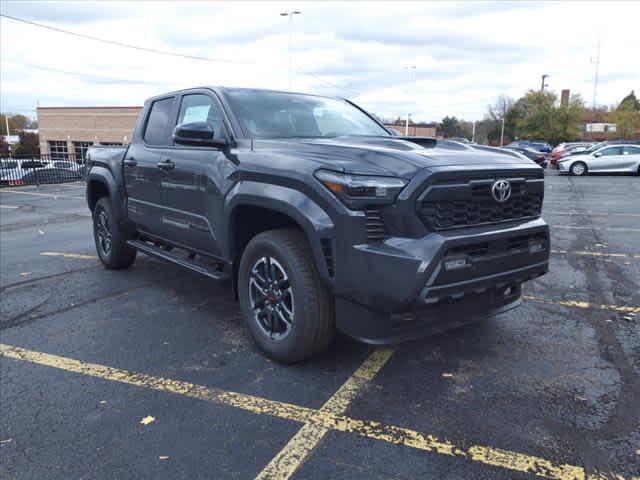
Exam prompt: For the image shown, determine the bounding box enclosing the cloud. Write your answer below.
[1,1,638,122]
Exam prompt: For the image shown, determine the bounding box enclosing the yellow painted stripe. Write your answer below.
[255,348,393,480]
[551,249,640,260]
[552,225,640,233]
[524,296,640,314]
[41,252,98,260]
[0,343,630,480]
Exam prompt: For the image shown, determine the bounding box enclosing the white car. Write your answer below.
[557,144,640,176]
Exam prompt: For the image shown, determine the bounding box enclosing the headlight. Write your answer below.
[314,169,407,208]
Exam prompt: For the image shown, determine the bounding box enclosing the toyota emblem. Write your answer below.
[491,179,511,202]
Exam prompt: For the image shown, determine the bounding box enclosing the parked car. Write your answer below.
[504,146,548,167]
[557,144,640,175]
[506,140,551,153]
[86,86,549,363]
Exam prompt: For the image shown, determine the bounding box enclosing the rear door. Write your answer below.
[157,91,231,255]
[621,146,640,171]
[125,96,177,234]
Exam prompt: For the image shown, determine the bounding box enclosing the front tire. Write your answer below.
[570,161,587,176]
[93,197,136,269]
[238,229,334,363]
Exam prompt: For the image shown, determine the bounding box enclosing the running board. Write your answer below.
[127,240,229,281]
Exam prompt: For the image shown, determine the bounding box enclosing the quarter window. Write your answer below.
[144,97,175,146]
[177,94,226,141]
[73,141,93,162]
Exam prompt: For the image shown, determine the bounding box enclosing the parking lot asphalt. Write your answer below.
[1,173,639,480]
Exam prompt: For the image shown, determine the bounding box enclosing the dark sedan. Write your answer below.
[504,146,548,167]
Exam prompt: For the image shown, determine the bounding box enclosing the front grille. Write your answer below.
[418,177,543,230]
[365,209,387,242]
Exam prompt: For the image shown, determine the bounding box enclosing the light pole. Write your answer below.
[500,97,506,146]
[540,74,549,92]
[280,10,301,90]
[404,65,416,135]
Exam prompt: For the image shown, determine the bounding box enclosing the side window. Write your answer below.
[177,94,226,141]
[598,146,623,156]
[624,146,640,155]
[144,97,175,145]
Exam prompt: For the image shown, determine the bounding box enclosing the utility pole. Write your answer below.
[280,10,301,90]
[471,120,476,143]
[540,74,549,92]
[500,98,506,146]
[404,65,416,135]
[4,114,10,137]
[591,36,600,109]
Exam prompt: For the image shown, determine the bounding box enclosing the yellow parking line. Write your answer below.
[255,348,393,480]
[0,343,630,480]
[552,225,640,233]
[524,296,640,314]
[41,252,98,260]
[551,249,640,260]
[1,189,84,200]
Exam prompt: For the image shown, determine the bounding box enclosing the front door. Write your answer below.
[590,145,624,172]
[124,96,177,233]
[158,92,230,256]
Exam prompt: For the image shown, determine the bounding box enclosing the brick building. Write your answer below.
[37,106,142,159]
[384,124,437,137]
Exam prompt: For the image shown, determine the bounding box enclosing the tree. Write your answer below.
[0,113,33,134]
[0,136,10,156]
[14,131,40,156]
[615,91,640,139]
[486,96,515,145]
[440,116,470,138]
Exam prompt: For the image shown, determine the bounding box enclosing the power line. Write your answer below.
[0,13,355,95]
[0,13,249,65]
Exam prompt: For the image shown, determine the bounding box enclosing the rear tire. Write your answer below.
[93,197,137,269]
[238,229,335,363]
[570,162,587,176]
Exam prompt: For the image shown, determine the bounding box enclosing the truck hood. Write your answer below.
[253,136,535,179]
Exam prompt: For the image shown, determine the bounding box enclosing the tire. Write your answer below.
[93,197,137,269]
[570,161,587,176]
[238,229,335,363]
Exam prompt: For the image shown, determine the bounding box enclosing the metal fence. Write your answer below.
[0,154,86,187]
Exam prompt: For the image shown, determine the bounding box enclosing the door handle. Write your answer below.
[157,159,175,171]
[123,157,137,167]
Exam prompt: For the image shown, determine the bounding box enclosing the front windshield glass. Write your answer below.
[225,89,389,139]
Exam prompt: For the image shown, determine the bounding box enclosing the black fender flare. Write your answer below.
[224,181,335,281]
[86,167,126,224]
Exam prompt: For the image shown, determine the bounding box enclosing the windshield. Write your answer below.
[225,89,389,139]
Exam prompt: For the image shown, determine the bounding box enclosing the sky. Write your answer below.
[1,1,638,123]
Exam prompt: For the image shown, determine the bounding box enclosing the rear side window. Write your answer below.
[624,146,640,155]
[144,97,175,145]
[599,146,623,156]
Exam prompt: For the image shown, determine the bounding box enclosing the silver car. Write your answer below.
[558,144,640,176]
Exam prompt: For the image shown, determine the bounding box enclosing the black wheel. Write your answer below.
[93,197,136,269]
[238,229,334,363]
[570,161,587,176]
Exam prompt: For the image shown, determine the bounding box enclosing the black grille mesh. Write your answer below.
[419,192,543,230]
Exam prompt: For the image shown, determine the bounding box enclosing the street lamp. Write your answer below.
[540,74,549,92]
[404,65,416,135]
[280,10,301,90]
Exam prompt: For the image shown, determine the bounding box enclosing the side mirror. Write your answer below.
[593,152,602,157]
[173,122,225,146]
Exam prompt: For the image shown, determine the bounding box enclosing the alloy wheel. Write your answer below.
[248,256,294,340]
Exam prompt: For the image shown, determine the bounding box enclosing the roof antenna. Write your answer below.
[250,136,254,152]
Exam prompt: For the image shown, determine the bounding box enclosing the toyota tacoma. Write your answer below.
[86,87,549,362]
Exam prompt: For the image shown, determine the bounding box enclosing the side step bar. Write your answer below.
[127,239,229,281]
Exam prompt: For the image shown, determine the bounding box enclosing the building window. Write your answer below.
[73,141,93,162]
[48,140,68,161]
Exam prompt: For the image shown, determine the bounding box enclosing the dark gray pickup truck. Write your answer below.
[86,87,549,362]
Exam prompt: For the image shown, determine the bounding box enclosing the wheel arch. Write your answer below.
[225,182,335,296]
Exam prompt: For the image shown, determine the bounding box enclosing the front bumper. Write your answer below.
[334,218,549,343]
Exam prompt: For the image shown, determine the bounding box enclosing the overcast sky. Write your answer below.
[1,1,638,122]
